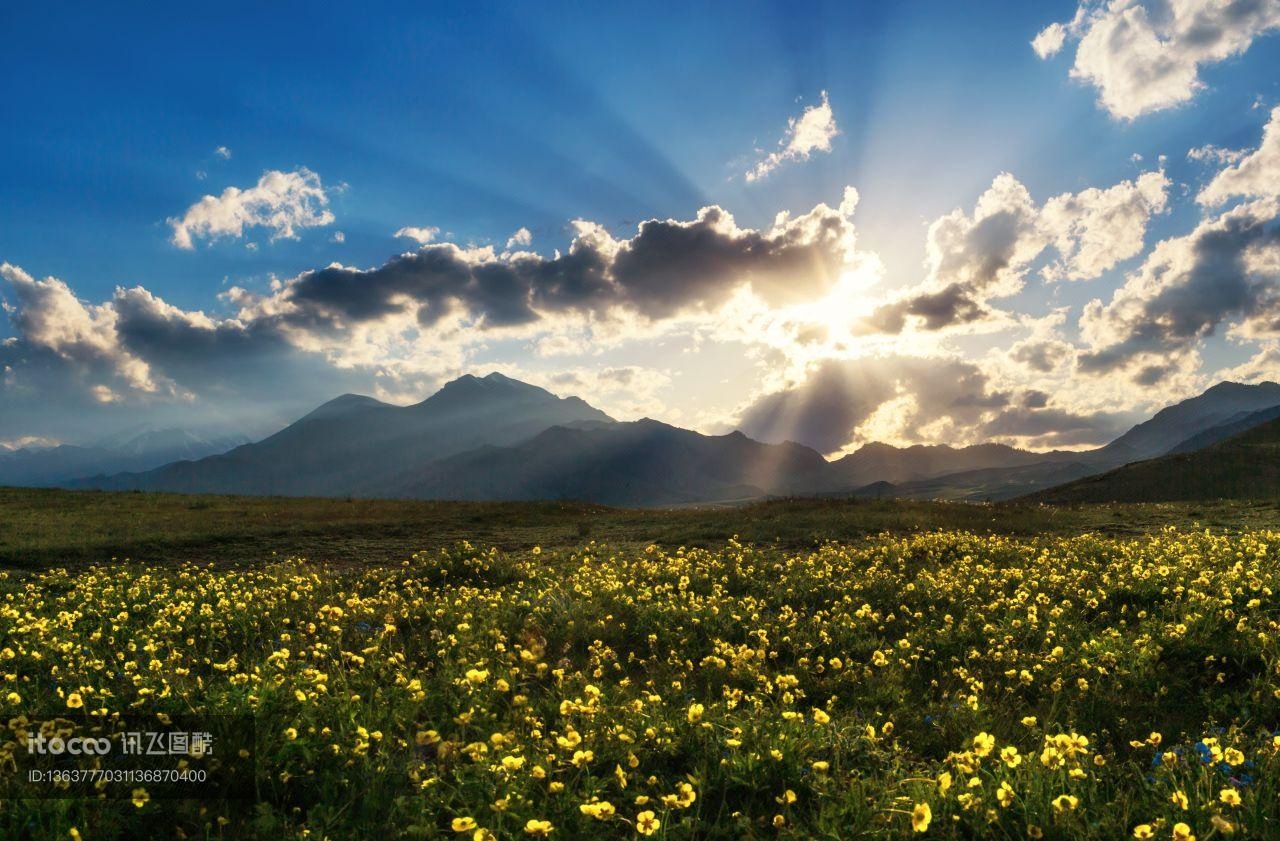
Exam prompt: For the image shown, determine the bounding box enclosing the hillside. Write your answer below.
[822,441,1080,488]
[858,459,1100,502]
[1165,404,1280,454]
[1031,416,1280,503]
[392,419,828,506]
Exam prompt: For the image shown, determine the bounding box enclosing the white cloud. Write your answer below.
[395,226,439,245]
[1040,169,1170,280]
[538,365,674,420]
[1188,144,1247,165]
[927,173,1045,299]
[863,169,1168,332]
[1079,196,1280,379]
[214,145,232,160]
[734,351,1126,453]
[1198,105,1280,204]
[331,231,346,243]
[91,384,121,403]
[505,227,533,249]
[1215,341,1280,382]
[0,435,59,451]
[1032,20,1069,58]
[0,262,160,394]
[169,168,335,249]
[1034,0,1280,120]
[745,91,839,182]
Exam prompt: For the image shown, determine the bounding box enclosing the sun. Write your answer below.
[782,264,883,349]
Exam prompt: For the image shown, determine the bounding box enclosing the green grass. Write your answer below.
[4,486,1280,569]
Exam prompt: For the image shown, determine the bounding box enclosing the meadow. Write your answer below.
[1,491,1279,838]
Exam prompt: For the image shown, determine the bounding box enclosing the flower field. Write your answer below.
[2,527,1279,839]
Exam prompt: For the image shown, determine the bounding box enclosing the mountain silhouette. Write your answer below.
[79,373,613,496]
[1097,381,1280,462]
[53,375,1280,506]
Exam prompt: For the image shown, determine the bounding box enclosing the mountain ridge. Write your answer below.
[47,375,1280,506]
[75,372,616,497]
[0,428,249,487]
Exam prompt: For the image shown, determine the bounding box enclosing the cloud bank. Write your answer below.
[2,190,864,436]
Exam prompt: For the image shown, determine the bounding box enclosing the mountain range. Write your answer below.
[0,428,248,488]
[847,380,1280,502]
[8,372,1279,506]
[77,373,611,497]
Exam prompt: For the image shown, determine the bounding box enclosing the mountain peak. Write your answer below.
[1202,380,1280,396]
[482,371,518,384]
[432,372,552,403]
[1101,379,1280,461]
[421,374,614,425]
[300,393,388,423]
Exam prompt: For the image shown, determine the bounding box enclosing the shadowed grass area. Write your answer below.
[4,486,1280,568]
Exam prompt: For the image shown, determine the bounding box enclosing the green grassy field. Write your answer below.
[3,489,1280,839]
[4,486,1280,569]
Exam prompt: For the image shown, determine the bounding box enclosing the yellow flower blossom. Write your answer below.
[911,803,931,833]
[635,811,660,836]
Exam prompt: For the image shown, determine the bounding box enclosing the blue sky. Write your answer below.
[4,1,1280,453]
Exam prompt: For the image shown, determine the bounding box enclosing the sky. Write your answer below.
[4,0,1280,455]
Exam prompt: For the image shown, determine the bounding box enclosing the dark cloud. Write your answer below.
[864,284,989,334]
[737,362,898,453]
[1021,390,1050,409]
[1010,338,1073,373]
[111,287,290,377]
[1078,198,1280,377]
[979,406,1130,448]
[254,197,858,336]
[611,205,851,316]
